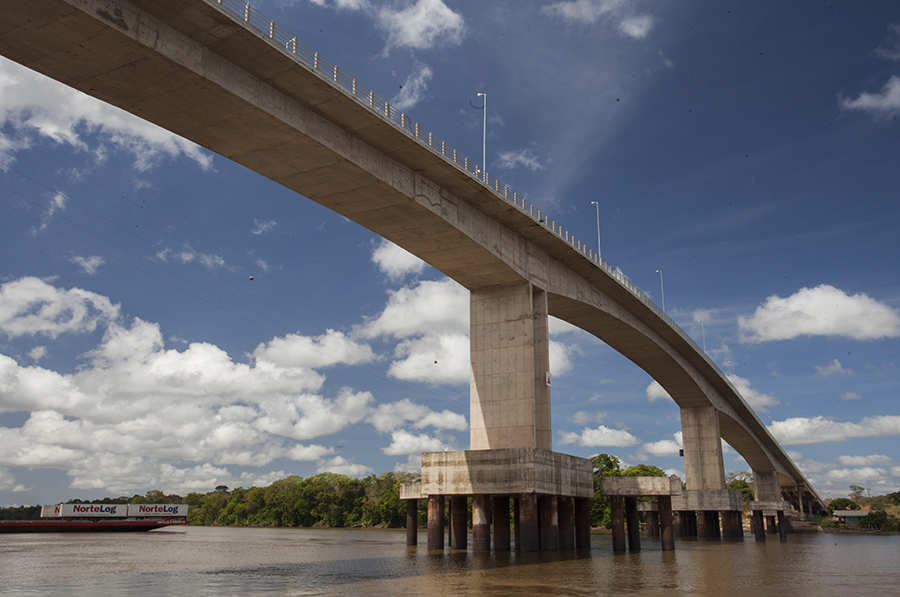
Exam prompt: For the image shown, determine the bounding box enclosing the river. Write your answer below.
[1,526,898,596]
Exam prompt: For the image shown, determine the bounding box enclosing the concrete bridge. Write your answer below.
[0,0,826,549]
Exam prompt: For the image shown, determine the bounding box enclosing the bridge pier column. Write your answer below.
[610,496,626,553]
[472,495,490,551]
[752,509,766,541]
[427,495,445,550]
[777,510,787,541]
[450,496,467,550]
[681,406,725,492]
[470,283,551,451]
[406,499,418,546]
[625,497,641,552]
[646,510,660,538]
[558,496,575,550]
[539,495,559,551]
[493,496,511,551]
[574,497,591,548]
[659,495,675,551]
[518,494,539,552]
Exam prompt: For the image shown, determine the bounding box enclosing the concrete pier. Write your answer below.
[598,476,682,553]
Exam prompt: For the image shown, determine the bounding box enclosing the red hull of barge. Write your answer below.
[0,520,188,533]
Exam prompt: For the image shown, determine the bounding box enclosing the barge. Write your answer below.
[0,503,189,533]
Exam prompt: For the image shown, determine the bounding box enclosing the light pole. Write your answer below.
[696,318,706,351]
[477,92,486,181]
[590,201,601,261]
[656,269,665,312]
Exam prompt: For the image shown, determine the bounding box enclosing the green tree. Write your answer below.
[725,471,755,506]
[827,497,859,514]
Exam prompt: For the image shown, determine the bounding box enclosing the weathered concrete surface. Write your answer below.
[672,489,743,512]
[417,449,592,498]
[0,0,824,513]
[597,476,683,497]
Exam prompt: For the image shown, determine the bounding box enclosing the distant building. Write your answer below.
[832,509,870,525]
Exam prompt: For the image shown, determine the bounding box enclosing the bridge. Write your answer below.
[0,0,826,550]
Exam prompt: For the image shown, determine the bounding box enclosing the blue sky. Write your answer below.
[1,0,899,505]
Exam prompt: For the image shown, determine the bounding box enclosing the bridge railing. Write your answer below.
[209,0,730,386]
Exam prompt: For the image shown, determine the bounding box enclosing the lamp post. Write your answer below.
[590,201,601,261]
[656,269,665,313]
[696,318,706,351]
[477,92,486,181]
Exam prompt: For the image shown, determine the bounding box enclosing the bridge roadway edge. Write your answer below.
[0,0,824,512]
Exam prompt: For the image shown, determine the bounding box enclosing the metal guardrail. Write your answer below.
[209,0,733,390]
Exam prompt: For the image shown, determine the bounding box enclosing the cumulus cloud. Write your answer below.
[836,454,893,466]
[769,415,900,445]
[382,429,451,455]
[840,391,863,401]
[155,244,230,271]
[815,359,854,376]
[316,456,373,477]
[392,63,433,110]
[874,23,900,62]
[0,58,212,171]
[639,431,683,458]
[738,284,900,342]
[646,380,670,402]
[251,329,375,369]
[0,276,120,339]
[558,425,640,448]
[378,0,465,54]
[839,75,900,118]
[371,239,427,282]
[618,15,653,38]
[367,398,466,433]
[727,374,779,411]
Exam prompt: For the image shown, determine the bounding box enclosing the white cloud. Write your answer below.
[639,432,683,458]
[646,380,670,402]
[0,58,212,171]
[155,244,230,271]
[382,429,450,455]
[738,284,900,342]
[727,374,779,411]
[367,398,466,433]
[836,454,893,466]
[371,239,427,282]
[840,391,863,401]
[542,0,653,39]
[558,425,640,447]
[378,0,465,54]
[825,467,887,483]
[839,75,900,119]
[251,219,277,235]
[0,467,29,492]
[0,276,120,339]
[769,415,900,445]
[496,148,545,171]
[874,23,900,62]
[618,15,653,39]
[27,346,48,361]
[815,359,854,376]
[316,456,373,477]
[69,255,105,275]
[570,410,605,426]
[392,63,433,110]
[251,329,375,369]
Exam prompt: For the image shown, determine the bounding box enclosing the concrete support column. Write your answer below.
[777,510,787,541]
[493,496,511,551]
[659,495,675,552]
[722,511,742,539]
[473,495,490,551]
[697,510,709,538]
[513,497,521,551]
[681,511,698,537]
[752,510,765,541]
[470,283,551,450]
[647,511,660,538]
[450,496,467,550]
[681,406,725,491]
[753,470,781,502]
[518,494,539,552]
[624,497,641,552]
[406,499,418,546]
[574,497,591,548]
[427,495,445,551]
[704,511,721,538]
[610,496,626,553]
[765,515,777,535]
[558,497,575,550]
[539,495,559,551]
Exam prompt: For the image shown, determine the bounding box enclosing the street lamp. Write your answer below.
[477,92,486,181]
[590,201,601,261]
[656,269,665,312]
[696,318,706,351]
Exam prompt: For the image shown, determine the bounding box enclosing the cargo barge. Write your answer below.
[0,503,189,533]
